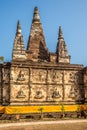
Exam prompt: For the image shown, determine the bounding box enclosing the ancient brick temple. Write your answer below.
[0,7,87,106]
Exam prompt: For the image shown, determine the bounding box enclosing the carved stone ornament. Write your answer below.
[3,69,10,81]
[16,89,26,98]
[69,73,75,83]
[52,91,61,98]
[68,87,75,99]
[34,90,44,99]
[17,70,25,81]
[51,70,59,82]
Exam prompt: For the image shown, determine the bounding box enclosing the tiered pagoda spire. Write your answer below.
[12,21,26,61]
[56,26,70,63]
[32,6,40,23]
[16,20,22,36]
[12,7,70,64]
[26,7,49,62]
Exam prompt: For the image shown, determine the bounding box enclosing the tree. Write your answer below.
[0,56,4,63]
[60,104,65,118]
[38,107,44,119]
[77,105,81,118]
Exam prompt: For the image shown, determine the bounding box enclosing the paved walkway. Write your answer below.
[0,119,87,128]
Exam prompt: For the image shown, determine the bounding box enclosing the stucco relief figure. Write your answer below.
[34,90,44,99]
[48,70,63,83]
[76,72,83,84]
[69,72,76,83]
[68,87,75,98]
[51,70,59,82]
[31,70,46,83]
[17,70,25,81]
[16,89,26,98]
[52,90,61,98]
[52,72,57,81]
[3,69,9,82]
[38,71,46,82]
[39,72,42,81]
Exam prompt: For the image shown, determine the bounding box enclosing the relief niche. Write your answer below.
[48,69,63,83]
[34,90,44,99]
[16,88,26,98]
[52,90,61,98]
[68,85,78,99]
[68,87,75,99]
[16,70,25,81]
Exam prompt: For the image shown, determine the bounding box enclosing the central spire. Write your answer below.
[33,7,40,23]
[26,7,49,62]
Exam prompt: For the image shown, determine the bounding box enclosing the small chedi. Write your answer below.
[0,7,87,106]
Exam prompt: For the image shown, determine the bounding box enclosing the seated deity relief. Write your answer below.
[38,71,47,82]
[69,73,76,83]
[68,87,75,99]
[16,89,26,98]
[48,70,63,83]
[16,70,25,81]
[52,91,61,98]
[52,71,59,82]
[34,90,44,99]
[69,72,79,84]
[31,70,46,83]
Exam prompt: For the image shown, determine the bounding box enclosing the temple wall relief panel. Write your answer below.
[10,67,29,103]
[30,69,47,83]
[2,68,10,83]
[11,84,29,101]
[64,71,83,84]
[64,85,84,102]
[10,67,29,84]
[30,85,46,102]
[2,68,10,105]
[47,85,62,102]
[2,84,10,104]
[47,70,63,84]
[83,69,87,101]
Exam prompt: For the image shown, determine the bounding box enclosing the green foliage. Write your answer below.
[61,104,65,112]
[77,105,81,112]
[0,56,4,63]
[38,107,44,119]
[38,107,43,113]
[60,104,65,118]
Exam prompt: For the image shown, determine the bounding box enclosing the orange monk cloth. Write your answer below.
[5,105,79,114]
[0,104,86,114]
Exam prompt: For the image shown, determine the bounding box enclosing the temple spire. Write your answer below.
[16,20,22,36]
[33,7,40,23]
[12,20,26,61]
[56,26,70,63]
[26,7,49,62]
[58,26,64,39]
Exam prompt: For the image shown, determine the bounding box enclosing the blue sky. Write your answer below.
[0,0,87,66]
